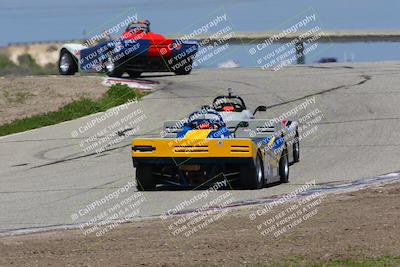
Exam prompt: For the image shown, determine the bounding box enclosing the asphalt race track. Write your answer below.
[1,61,400,235]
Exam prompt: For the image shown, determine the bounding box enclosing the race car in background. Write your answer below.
[131,91,300,190]
[58,20,198,78]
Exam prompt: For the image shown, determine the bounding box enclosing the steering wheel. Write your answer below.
[187,110,226,129]
[218,102,244,112]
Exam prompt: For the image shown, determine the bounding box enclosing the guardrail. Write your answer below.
[7,30,400,47]
[185,30,400,64]
[7,40,83,46]
[178,30,400,44]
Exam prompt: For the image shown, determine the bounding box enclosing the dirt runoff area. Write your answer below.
[0,75,106,125]
[1,182,399,267]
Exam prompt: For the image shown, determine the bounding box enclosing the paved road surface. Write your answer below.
[1,62,399,234]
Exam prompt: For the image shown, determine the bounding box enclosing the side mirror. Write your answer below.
[237,121,249,128]
[253,105,267,115]
[232,121,249,136]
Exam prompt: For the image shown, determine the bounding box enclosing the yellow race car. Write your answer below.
[132,93,299,190]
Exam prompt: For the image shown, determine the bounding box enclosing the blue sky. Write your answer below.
[1,0,400,45]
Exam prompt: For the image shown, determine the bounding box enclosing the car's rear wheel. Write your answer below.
[136,164,156,191]
[279,148,290,183]
[105,58,124,77]
[240,154,264,189]
[174,58,192,75]
[293,130,300,163]
[107,69,125,77]
[58,49,77,75]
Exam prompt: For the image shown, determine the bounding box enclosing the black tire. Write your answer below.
[107,68,124,78]
[105,58,125,77]
[240,154,264,189]
[174,58,192,75]
[58,49,77,75]
[293,131,300,163]
[279,148,290,183]
[135,164,156,191]
[127,71,142,78]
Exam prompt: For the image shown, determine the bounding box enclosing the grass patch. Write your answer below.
[252,255,400,267]
[0,54,57,76]
[0,83,146,136]
[324,256,400,267]
[0,55,16,68]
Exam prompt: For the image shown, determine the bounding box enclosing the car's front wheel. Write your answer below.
[58,49,77,75]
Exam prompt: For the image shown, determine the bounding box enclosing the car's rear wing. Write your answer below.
[162,119,290,138]
[131,138,258,165]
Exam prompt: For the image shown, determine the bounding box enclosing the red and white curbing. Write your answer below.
[102,77,160,92]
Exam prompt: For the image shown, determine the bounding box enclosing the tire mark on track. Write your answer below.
[30,143,129,169]
[0,133,157,144]
[306,65,354,69]
[316,117,400,125]
[266,74,371,109]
